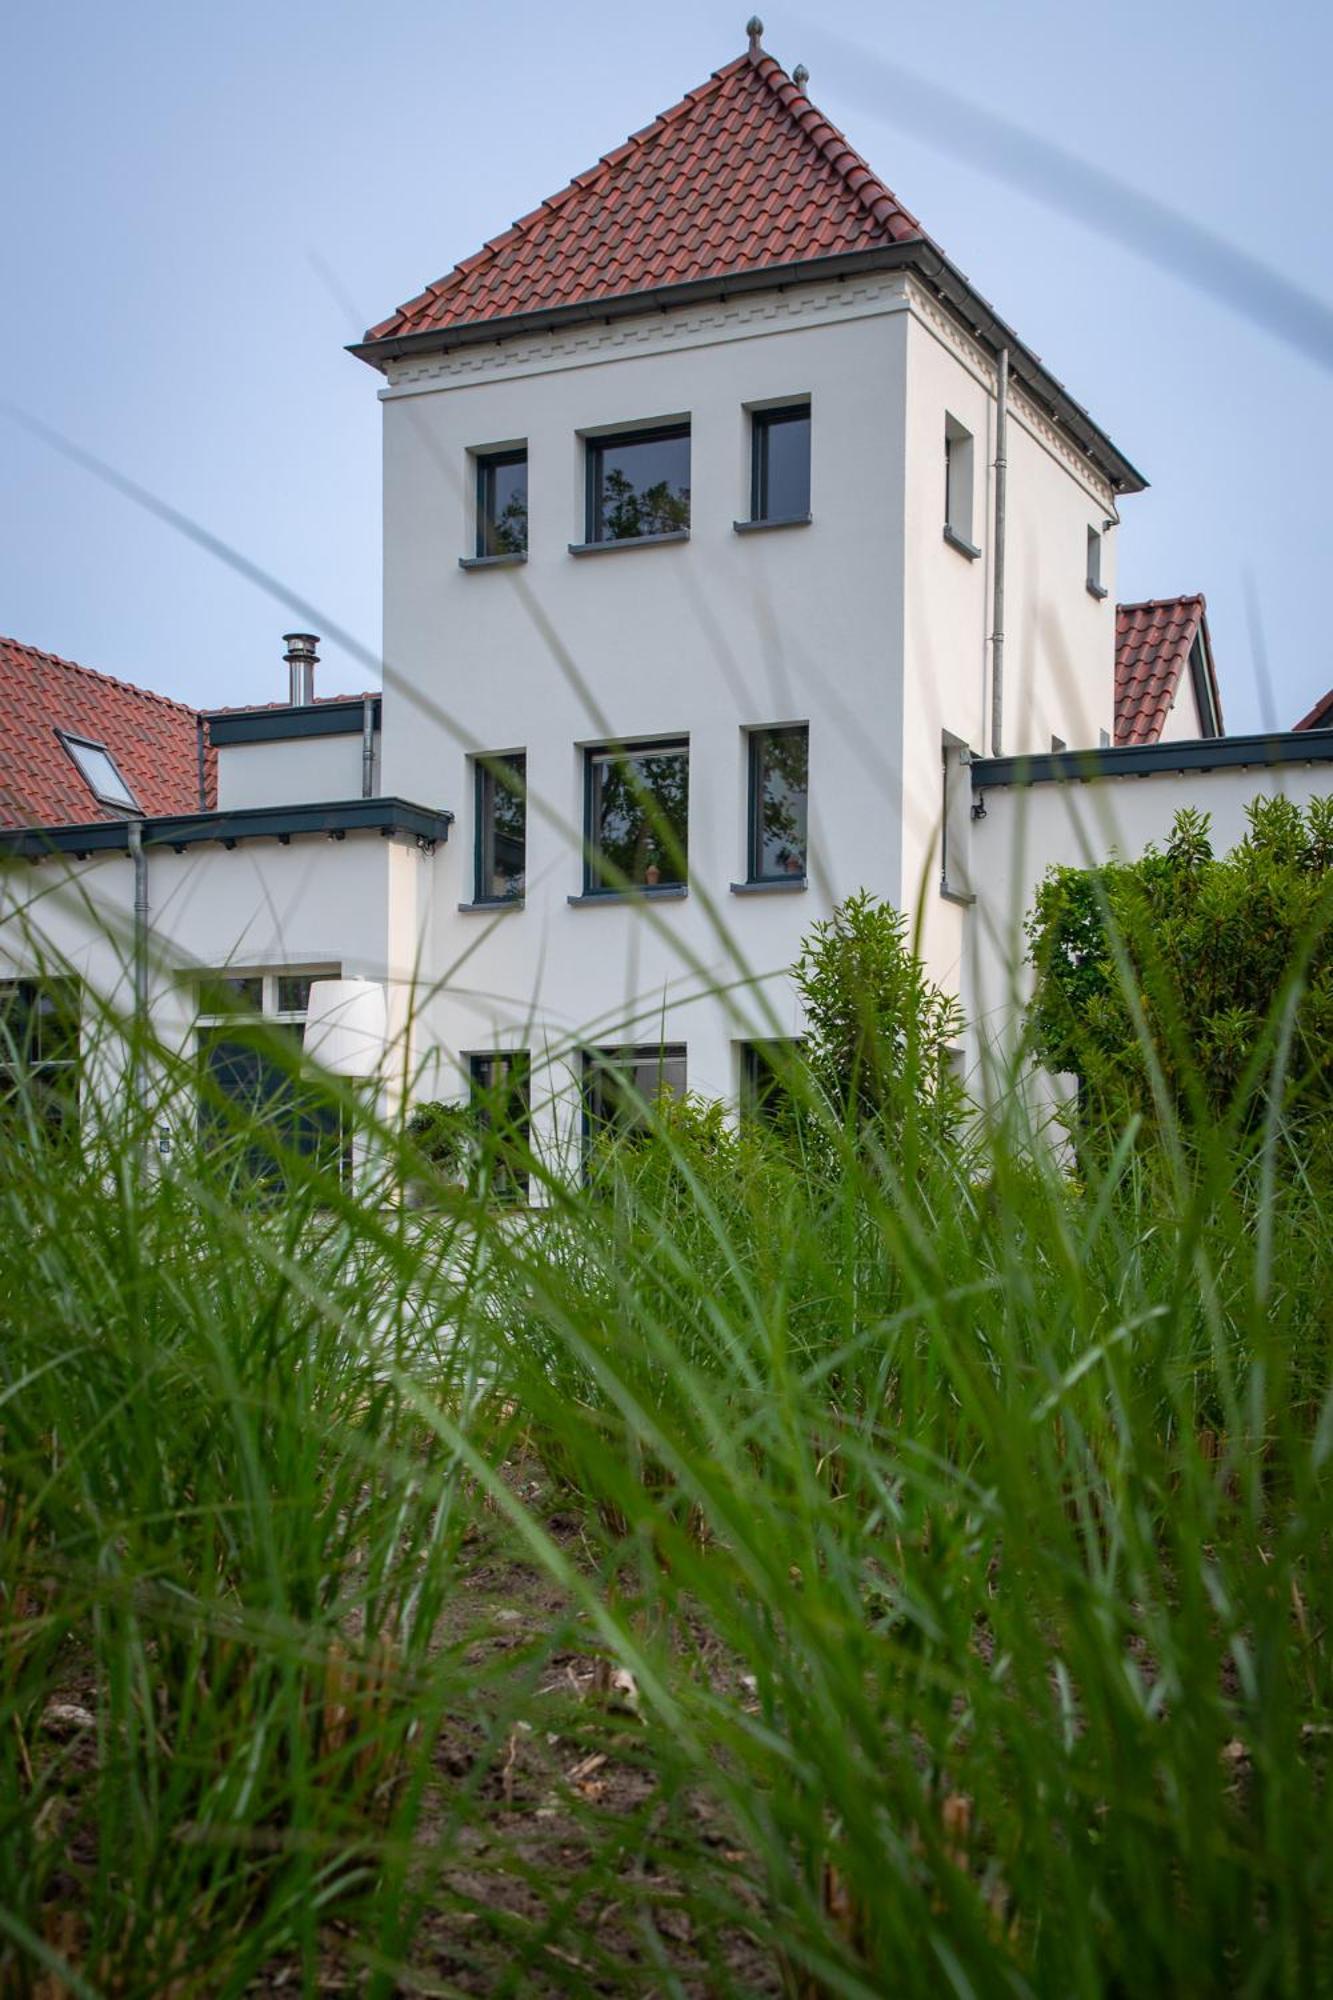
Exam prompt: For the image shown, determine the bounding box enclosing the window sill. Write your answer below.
[939,883,976,907]
[943,525,981,561]
[730,877,808,895]
[567,530,690,557]
[1086,580,1109,601]
[567,885,689,906]
[458,552,527,570]
[733,514,813,535]
[458,898,524,913]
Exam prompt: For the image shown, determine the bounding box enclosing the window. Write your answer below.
[1086,526,1108,599]
[750,403,811,522]
[747,725,808,882]
[585,425,690,543]
[196,967,345,1186]
[57,732,140,813]
[585,739,688,893]
[0,978,80,1139]
[943,416,978,557]
[475,448,528,558]
[468,1050,531,1200]
[740,1039,801,1126]
[940,733,973,904]
[583,1044,687,1145]
[474,752,526,902]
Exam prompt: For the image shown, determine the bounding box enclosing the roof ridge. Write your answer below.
[0,635,201,720]
[1117,592,1206,614]
[747,50,923,239]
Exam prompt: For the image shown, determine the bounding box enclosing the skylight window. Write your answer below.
[57,733,141,813]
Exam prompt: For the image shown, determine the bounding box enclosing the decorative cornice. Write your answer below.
[378,273,912,397]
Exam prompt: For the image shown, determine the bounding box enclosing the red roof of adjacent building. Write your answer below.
[1293,689,1333,732]
[1115,596,1223,747]
[0,637,214,830]
[363,44,925,348]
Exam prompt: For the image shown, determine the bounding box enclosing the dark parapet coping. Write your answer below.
[0,796,453,862]
[971,730,1333,791]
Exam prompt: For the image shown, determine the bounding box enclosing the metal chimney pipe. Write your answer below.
[283,632,319,706]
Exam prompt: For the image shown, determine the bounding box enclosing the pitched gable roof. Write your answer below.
[1293,689,1333,732]
[355,33,1146,495]
[0,637,214,830]
[364,51,923,348]
[1115,596,1224,747]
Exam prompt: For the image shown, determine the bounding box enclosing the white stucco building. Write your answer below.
[1,25,1329,1167]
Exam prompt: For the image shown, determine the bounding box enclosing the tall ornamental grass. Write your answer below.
[0,894,1330,1996]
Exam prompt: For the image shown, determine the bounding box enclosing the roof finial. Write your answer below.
[746,16,764,54]
[793,62,809,89]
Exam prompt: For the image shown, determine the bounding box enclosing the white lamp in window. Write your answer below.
[302,978,387,1078]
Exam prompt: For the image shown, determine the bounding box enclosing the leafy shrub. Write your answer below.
[404,1097,476,1181]
[1026,795,1333,1139]
[792,888,966,1151]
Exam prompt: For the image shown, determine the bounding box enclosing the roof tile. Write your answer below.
[0,636,215,829]
[1114,596,1222,746]
[363,49,924,347]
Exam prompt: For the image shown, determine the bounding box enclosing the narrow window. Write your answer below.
[940,733,974,903]
[0,978,81,1140]
[585,739,688,893]
[740,1039,801,1125]
[1086,526,1108,599]
[468,1050,531,1200]
[751,403,811,522]
[56,732,140,814]
[474,752,526,902]
[584,1044,687,1146]
[475,448,528,558]
[748,725,808,882]
[943,417,977,556]
[586,425,690,543]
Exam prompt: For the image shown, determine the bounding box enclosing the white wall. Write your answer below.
[378,276,913,1130]
[899,285,1122,996]
[215,731,379,810]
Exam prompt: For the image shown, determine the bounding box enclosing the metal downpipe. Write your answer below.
[991,346,1009,758]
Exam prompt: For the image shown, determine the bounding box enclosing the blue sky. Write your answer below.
[2,0,1329,731]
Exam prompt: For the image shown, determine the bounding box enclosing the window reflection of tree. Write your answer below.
[754,728,808,878]
[590,747,688,889]
[600,468,690,542]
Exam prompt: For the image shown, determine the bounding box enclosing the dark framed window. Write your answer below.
[475,752,526,902]
[468,1050,531,1200]
[747,725,808,882]
[751,404,811,522]
[0,978,81,1140]
[475,448,528,557]
[583,1044,687,1145]
[585,740,688,893]
[740,1039,802,1126]
[586,425,690,543]
[56,731,140,813]
[196,969,345,1189]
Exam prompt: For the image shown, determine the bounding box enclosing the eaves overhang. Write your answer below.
[204,697,382,746]
[972,730,1333,791]
[0,796,452,862]
[350,241,1147,496]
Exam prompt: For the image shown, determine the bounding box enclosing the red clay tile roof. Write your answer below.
[1115,596,1222,746]
[0,636,215,829]
[364,48,924,347]
[1293,689,1333,732]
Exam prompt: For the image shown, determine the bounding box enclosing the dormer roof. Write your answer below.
[1115,596,1224,746]
[354,32,1145,494]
